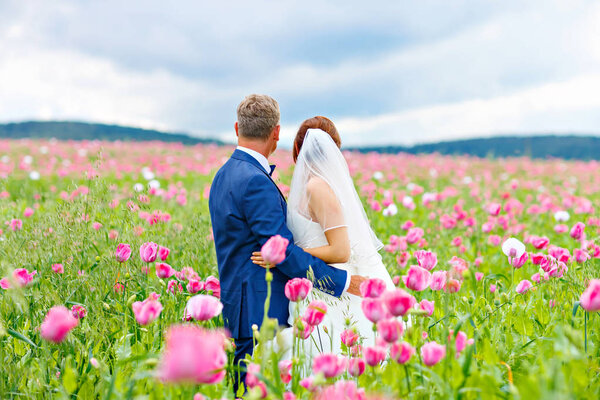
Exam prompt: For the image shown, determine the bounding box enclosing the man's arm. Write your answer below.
[242,174,363,297]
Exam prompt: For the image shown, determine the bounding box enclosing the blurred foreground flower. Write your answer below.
[580,279,600,312]
[261,234,289,265]
[157,325,227,384]
[421,341,446,366]
[41,306,78,343]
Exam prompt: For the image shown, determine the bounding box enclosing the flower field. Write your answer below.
[0,138,599,399]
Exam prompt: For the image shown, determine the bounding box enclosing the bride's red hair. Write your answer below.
[293,116,341,162]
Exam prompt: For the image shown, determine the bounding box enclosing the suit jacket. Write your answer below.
[209,149,348,339]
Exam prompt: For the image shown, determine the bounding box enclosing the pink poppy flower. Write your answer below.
[52,263,64,274]
[419,299,435,316]
[261,234,289,265]
[347,358,366,377]
[204,276,221,298]
[414,250,437,271]
[402,265,431,291]
[10,219,23,231]
[340,328,360,348]
[115,243,131,263]
[285,278,313,302]
[11,268,37,287]
[406,227,424,244]
[377,318,404,343]
[580,279,600,312]
[158,245,170,261]
[313,381,365,400]
[382,288,416,317]
[155,263,175,279]
[304,300,327,326]
[391,341,415,364]
[363,345,387,366]
[421,341,446,366]
[157,325,227,384]
[515,280,533,294]
[361,297,388,323]
[511,252,529,269]
[40,306,79,343]
[312,353,346,378]
[279,360,293,384]
[430,271,447,291]
[185,294,223,321]
[139,242,158,263]
[359,278,387,298]
[186,279,204,294]
[132,293,163,325]
[570,222,585,240]
[71,305,87,319]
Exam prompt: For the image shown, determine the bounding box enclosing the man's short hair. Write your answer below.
[237,94,280,140]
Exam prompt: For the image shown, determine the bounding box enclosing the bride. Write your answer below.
[252,116,395,355]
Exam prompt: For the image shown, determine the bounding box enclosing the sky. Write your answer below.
[1,0,599,147]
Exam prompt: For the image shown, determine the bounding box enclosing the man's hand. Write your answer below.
[347,275,367,297]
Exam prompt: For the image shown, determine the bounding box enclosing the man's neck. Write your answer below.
[237,140,270,160]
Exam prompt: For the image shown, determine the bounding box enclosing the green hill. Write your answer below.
[0,121,223,145]
[349,135,600,160]
[1,121,599,160]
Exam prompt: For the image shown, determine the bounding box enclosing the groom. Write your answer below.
[209,94,366,393]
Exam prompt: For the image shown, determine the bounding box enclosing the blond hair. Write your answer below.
[236,94,280,140]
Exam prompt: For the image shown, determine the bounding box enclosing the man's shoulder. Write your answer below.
[213,157,269,189]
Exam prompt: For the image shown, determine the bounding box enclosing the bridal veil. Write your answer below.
[287,129,383,269]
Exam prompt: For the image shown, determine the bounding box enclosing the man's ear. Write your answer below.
[234,122,239,137]
[273,125,281,142]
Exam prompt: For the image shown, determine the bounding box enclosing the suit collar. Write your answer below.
[231,149,285,201]
[236,146,270,173]
[231,148,264,170]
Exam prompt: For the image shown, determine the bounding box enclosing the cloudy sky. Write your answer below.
[1,0,599,146]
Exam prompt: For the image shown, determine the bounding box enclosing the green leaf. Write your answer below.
[63,364,78,394]
[572,301,580,318]
[7,328,37,348]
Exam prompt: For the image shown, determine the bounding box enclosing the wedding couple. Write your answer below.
[209,94,394,392]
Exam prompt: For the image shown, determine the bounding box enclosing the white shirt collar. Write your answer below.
[236,146,271,174]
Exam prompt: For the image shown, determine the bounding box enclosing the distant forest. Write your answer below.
[349,135,600,160]
[0,121,223,145]
[1,121,600,160]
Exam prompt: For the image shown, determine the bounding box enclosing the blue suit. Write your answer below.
[209,149,348,393]
[209,149,348,339]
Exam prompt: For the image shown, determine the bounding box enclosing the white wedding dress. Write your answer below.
[275,129,395,357]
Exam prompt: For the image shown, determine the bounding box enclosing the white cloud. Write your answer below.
[279,73,600,147]
[0,0,599,145]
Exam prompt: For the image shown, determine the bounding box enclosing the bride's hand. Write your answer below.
[251,252,269,268]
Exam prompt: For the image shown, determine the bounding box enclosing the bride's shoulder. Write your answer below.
[306,176,333,196]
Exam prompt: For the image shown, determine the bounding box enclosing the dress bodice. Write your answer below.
[287,210,329,249]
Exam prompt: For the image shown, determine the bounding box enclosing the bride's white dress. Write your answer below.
[272,128,395,358]
[282,210,395,355]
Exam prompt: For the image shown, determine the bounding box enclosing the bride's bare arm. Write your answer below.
[302,177,350,263]
[251,177,350,266]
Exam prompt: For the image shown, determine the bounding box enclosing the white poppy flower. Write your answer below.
[554,211,570,222]
[383,204,398,217]
[502,238,526,258]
